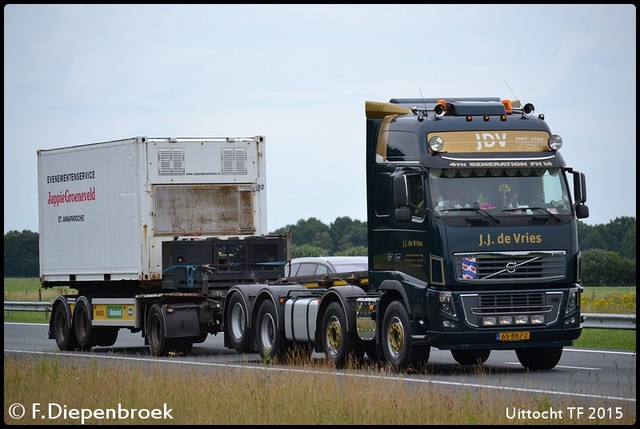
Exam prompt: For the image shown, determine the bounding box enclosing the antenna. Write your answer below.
[503,78,519,100]
[418,88,427,111]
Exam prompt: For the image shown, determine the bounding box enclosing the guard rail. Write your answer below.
[3,301,636,330]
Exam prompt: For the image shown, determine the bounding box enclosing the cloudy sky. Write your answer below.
[4,4,636,234]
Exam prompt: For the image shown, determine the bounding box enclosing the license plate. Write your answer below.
[497,331,530,341]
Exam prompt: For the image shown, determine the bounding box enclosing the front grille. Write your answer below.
[478,293,546,313]
[455,251,566,282]
[460,291,563,327]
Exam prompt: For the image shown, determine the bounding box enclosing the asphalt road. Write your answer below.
[4,322,636,423]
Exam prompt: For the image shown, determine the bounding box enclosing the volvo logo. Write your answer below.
[505,261,517,273]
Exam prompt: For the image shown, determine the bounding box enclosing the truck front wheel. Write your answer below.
[255,299,289,361]
[321,301,364,368]
[451,349,490,366]
[381,301,430,372]
[516,346,563,370]
[53,302,78,351]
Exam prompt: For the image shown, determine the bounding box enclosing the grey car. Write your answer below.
[284,256,368,277]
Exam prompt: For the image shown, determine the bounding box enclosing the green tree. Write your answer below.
[578,222,606,250]
[579,216,636,258]
[620,223,636,260]
[312,231,334,253]
[4,230,39,277]
[602,217,636,254]
[291,244,330,258]
[330,216,367,249]
[581,249,629,286]
[335,246,368,256]
[272,216,368,255]
[273,217,333,251]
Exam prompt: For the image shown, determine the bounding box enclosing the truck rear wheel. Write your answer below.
[516,346,563,370]
[52,302,79,351]
[381,301,430,372]
[321,301,364,368]
[226,292,250,352]
[255,299,289,361]
[451,349,490,366]
[73,296,94,351]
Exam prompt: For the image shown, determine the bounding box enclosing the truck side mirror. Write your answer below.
[395,207,412,222]
[571,171,589,219]
[575,204,589,219]
[392,174,409,207]
[572,171,587,205]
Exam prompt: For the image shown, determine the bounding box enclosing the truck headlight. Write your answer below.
[566,287,579,314]
[439,291,456,317]
[429,136,445,152]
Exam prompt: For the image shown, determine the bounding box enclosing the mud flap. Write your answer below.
[162,304,201,338]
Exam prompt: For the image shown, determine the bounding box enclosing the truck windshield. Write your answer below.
[428,168,572,217]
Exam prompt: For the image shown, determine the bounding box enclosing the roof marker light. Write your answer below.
[502,99,512,114]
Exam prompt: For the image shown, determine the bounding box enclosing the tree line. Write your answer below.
[4,216,636,285]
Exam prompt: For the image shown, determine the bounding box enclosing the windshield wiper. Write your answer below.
[441,207,500,223]
[502,206,562,222]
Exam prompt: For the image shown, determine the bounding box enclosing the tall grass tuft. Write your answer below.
[3,355,636,425]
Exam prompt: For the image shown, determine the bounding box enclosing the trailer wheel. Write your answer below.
[226,292,250,352]
[451,349,490,366]
[255,299,289,361]
[516,346,563,370]
[321,301,363,368]
[52,302,79,351]
[73,296,94,351]
[381,301,430,372]
[147,304,169,357]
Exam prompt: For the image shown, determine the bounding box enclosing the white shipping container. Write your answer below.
[37,136,267,284]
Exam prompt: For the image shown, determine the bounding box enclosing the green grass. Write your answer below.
[4,277,74,300]
[573,328,636,351]
[4,278,636,351]
[3,354,636,425]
